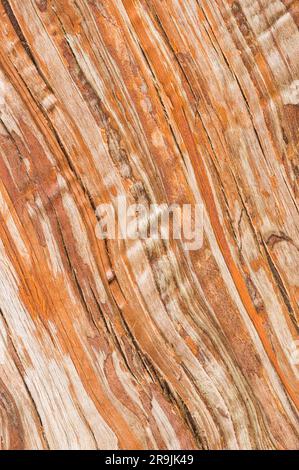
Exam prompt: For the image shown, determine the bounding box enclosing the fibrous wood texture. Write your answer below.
[0,0,298,450]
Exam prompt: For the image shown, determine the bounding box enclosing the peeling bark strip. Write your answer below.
[0,0,298,450]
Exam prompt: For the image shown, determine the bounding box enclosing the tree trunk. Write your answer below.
[0,0,298,450]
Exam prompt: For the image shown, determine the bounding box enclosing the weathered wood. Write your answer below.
[0,0,298,449]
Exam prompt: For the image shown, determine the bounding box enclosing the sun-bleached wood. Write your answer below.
[0,0,298,450]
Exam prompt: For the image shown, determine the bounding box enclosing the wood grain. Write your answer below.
[0,0,298,450]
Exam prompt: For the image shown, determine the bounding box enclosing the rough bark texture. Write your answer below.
[0,0,298,450]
